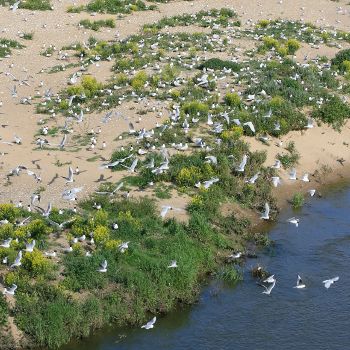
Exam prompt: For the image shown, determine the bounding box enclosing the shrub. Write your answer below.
[94,225,110,245]
[198,58,240,71]
[331,49,350,71]
[291,192,304,209]
[22,250,52,276]
[0,204,19,222]
[224,92,241,107]
[312,95,350,130]
[286,39,301,54]
[262,36,279,49]
[219,266,243,284]
[131,71,148,92]
[257,19,270,28]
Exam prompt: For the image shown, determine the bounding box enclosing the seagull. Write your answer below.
[287,217,299,227]
[118,242,129,253]
[247,173,259,184]
[25,240,35,252]
[48,218,76,230]
[36,202,52,217]
[260,280,276,295]
[227,252,242,259]
[141,316,156,329]
[0,238,12,248]
[289,168,297,180]
[294,275,306,289]
[59,134,67,149]
[323,276,339,289]
[301,173,309,182]
[263,275,275,283]
[243,121,255,133]
[97,260,107,272]
[3,284,17,296]
[160,206,172,218]
[305,118,314,129]
[62,187,83,201]
[236,154,248,172]
[271,176,281,187]
[308,189,316,197]
[121,158,138,172]
[260,202,270,220]
[11,251,22,268]
[271,159,281,169]
[65,166,74,183]
[168,260,178,268]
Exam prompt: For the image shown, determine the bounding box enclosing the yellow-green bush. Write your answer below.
[131,71,148,91]
[176,166,202,186]
[221,126,243,142]
[0,204,19,221]
[262,36,279,49]
[117,211,141,230]
[94,225,110,245]
[257,19,270,28]
[224,92,241,107]
[22,250,52,276]
[286,39,301,55]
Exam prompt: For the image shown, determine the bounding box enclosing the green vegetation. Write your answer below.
[277,142,300,169]
[22,32,34,40]
[79,19,115,31]
[291,192,305,209]
[0,0,52,10]
[0,38,24,58]
[67,0,156,14]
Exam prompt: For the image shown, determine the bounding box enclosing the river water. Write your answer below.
[62,182,350,350]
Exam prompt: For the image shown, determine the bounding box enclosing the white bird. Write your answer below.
[62,187,83,201]
[204,156,217,165]
[37,202,52,217]
[25,240,35,252]
[119,242,129,253]
[243,121,255,133]
[301,173,309,182]
[271,176,281,187]
[11,0,21,11]
[323,276,339,289]
[247,173,259,184]
[3,284,17,296]
[11,251,22,268]
[287,217,299,227]
[261,280,276,295]
[263,275,275,283]
[168,260,178,268]
[97,260,107,272]
[236,154,248,172]
[141,316,156,329]
[289,168,297,180]
[122,159,138,172]
[66,166,74,183]
[227,252,242,259]
[271,159,281,169]
[305,118,314,129]
[260,202,270,220]
[294,275,306,289]
[0,238,12,248]
[160,206,172,218]
[308,189,316,197]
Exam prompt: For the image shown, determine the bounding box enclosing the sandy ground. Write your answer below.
[0,0,349,214]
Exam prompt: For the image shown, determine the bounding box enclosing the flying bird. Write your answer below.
[323,276,339,289]
[141,317,157,330]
